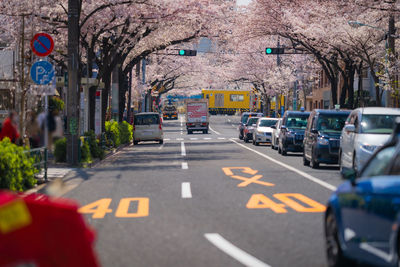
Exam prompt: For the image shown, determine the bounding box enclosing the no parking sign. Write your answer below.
[30,33,54,57]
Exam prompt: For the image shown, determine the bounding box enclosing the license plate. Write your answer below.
[143,131,153,135]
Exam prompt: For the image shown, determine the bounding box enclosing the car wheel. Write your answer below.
[244,136,249,143]
[282,148,287,156]
[159,140,163,144]
[133,140,138,145]
[271,141,275,150]
[278,144,282,154]
[239,132,243,140]
[303,151,310,166]
[325,211,351,267]
[311,149,319,169]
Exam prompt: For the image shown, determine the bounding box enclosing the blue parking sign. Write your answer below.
[30,61,55,85]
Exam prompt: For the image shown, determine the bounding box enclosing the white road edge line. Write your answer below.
[182,162,188,169]
[181,142,186,156]
[209,126,221,135]
[204,233,271,267]
[181,182,192,198]
[230,139,337,191]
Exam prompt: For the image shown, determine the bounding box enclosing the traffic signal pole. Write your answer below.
[66,0,80,165]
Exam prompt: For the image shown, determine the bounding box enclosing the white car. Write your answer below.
[252,118,279,146]
[340,107,400,172]
[271,118,282,150]
[133,112,163,145]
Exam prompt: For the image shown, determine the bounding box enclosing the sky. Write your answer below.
[237,0,252,6]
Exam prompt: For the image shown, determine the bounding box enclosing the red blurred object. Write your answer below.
[0,191,100,267]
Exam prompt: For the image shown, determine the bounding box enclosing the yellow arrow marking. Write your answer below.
[222,167,258,176]
[231,175,275,187]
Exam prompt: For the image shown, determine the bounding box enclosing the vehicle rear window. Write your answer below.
[285,114,309,129]
[164,106,176,111]
[134,114,160,125]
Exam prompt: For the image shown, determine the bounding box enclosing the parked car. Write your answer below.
[325,118,400,267]
[252,118,279,146]
[271,118,282,150]
[239,112,263,140]
[278,111,310,155]
[303,109,350,168]
[243,117,261,143]
[133,112,163,145]
[339,107,400,172]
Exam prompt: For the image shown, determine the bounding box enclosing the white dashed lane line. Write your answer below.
[181,182,192,198]
[181,142,186,156]
[182,162,188,169]
[204,233,271,267]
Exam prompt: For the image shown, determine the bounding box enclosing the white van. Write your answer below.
[133,112,163,145]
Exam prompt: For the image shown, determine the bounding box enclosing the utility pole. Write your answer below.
[126,70,132,122]
[66,0,80,166]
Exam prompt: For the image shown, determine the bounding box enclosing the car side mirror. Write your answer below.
[311,128,319,134]
[344,124,356,133]
[271,125,276,129]
[281,125,287,131]
[341,167,357,185]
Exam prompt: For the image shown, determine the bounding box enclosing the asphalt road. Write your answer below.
[63,115,344,267]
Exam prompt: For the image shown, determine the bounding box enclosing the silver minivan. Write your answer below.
[133,112,163,145]
[340,107,400,171]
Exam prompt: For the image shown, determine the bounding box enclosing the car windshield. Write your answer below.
[241,115,250,123]
[317,114,349,134]
[247,118,259,125]
[259,120,277,127]
[286,115,309,129]
[360,114,398,134]
[134,114,160,125]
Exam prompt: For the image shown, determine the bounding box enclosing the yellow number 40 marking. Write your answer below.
[78,198,149,219]
[246,193,326,213]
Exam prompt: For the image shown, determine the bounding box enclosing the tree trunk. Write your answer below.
[370,71,382,106]
[101,73,111,132]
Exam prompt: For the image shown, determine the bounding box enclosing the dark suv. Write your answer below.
[278,111,310,156]
[239,112,262,140]
[303,109,350,168]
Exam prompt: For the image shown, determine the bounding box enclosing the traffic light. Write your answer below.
[178,49,197,56]
[265,48,284,55]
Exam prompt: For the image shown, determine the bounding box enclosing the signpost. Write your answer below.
[30,33,54,57]
[30,33,55,152]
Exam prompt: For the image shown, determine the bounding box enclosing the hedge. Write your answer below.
[54,137,94,164]
[84,131,105,159]
[0,138,37,191]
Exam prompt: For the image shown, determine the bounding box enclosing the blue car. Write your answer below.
[325,118,400,267]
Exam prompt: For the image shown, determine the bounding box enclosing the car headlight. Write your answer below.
[317,137,329,145]
[361,144,378,152]
[286,132,295,138]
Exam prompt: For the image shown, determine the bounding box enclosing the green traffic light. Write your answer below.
[179,50,185,55]
[266,48,272,54]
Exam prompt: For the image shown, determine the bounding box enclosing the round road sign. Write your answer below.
[31,33,54,57]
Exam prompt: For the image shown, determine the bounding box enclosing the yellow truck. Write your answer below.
[202,89,261,115]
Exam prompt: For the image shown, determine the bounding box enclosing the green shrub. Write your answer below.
[84,131,105,159]
[49,96,64,112]
[54,137,67,162]
[105,120,120,147]
[80,138,92,164]
[119,121,133,144]
[0,138,37,191]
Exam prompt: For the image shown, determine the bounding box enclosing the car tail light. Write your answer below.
[187,123,193,126]
[202,123,207,126]
[159,123,162,130]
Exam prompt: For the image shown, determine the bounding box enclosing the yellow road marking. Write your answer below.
[78,198,113,219]
[246,194,287,213]
[273,193,326,213]
[222,167,258,176]
[231,175,275,187]
[115,198,149,218]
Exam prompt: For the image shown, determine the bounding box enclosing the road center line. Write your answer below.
[181,142,186,156]
[230,139,337,191]
[204,233,271,267]
[182,162,188,169]
[181,182,192,198]
[209,126,221,135]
